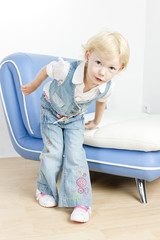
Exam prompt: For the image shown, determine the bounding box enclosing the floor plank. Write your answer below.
[0,157,160,240]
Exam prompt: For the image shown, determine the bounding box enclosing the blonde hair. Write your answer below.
[83,31,130,68]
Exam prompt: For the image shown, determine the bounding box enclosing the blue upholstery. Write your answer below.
[1,53,160,187]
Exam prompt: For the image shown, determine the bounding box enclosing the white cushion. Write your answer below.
[84,111,160,152]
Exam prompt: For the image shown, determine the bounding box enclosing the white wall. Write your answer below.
[0,0,146,157]
[143,0,160,114]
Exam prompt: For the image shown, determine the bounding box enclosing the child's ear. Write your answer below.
[85,50,90,61]
[118,65,125,72]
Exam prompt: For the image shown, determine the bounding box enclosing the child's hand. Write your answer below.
[21,82,37,95]
[85,120,99,130]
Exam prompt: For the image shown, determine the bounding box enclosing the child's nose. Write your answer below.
[99,67,106,76]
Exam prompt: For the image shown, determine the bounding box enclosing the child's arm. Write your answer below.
[85,101,106,130]
[21,66,48,95]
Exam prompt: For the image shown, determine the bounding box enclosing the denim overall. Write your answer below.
[37,60,111,207]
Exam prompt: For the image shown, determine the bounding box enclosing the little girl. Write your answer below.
[21,31,129,223]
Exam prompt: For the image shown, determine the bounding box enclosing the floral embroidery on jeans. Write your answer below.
[71,186,82,201]
[71,166,89,201]
[78,188,84,194]
[76,168,84,177]
[84,187,89,194]
[39,140,50,163]
[47,140,51,146]
[76,177,87,187]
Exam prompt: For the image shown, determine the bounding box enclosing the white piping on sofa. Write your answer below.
[87,159,160,171]
[0,84,41,154]
[0,60,34,135]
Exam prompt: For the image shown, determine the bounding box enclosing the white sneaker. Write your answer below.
[70,206,91,223]
[36,189,57,207]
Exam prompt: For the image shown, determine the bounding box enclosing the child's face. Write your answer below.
[85,50,122,87]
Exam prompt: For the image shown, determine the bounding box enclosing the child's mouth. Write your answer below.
[95,77,103,82]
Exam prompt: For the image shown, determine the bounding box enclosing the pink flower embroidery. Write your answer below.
[47,141,51,146]
[76,177,87,188]
[78,188,84,194]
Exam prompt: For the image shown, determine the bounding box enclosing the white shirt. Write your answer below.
[44,58,114,103]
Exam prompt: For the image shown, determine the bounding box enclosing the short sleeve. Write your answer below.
[46,58,70,83]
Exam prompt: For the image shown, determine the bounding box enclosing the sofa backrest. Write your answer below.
[0,53,95,139]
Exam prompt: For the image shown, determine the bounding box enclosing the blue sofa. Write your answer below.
[1,53,160,203]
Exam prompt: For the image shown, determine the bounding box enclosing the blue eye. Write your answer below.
[96,61,101,65]
[110,66,115,70]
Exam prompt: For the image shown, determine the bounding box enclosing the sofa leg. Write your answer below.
[135,179,147,204]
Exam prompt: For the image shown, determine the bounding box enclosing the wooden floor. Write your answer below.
[1,157,160,240]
